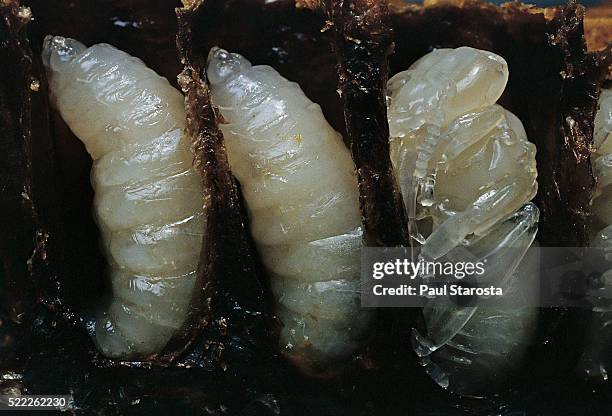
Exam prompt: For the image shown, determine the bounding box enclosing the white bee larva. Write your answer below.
[207,48,369,372]
[42,36,205,358]
[387,47,539,392]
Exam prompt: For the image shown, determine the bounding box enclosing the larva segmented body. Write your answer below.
[207,48,369,372]
[42,36,204,358]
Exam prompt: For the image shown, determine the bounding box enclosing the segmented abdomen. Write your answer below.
[42,36,204,357]
[207,48,369,373]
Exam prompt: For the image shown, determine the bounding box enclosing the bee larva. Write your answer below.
[387,47,539,392]
[42,36,205,358]
[207,48,370,373]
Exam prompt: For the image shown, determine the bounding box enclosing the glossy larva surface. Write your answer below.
[387,47,539,393]
[42,36,204,358]
[207,48,368,372]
